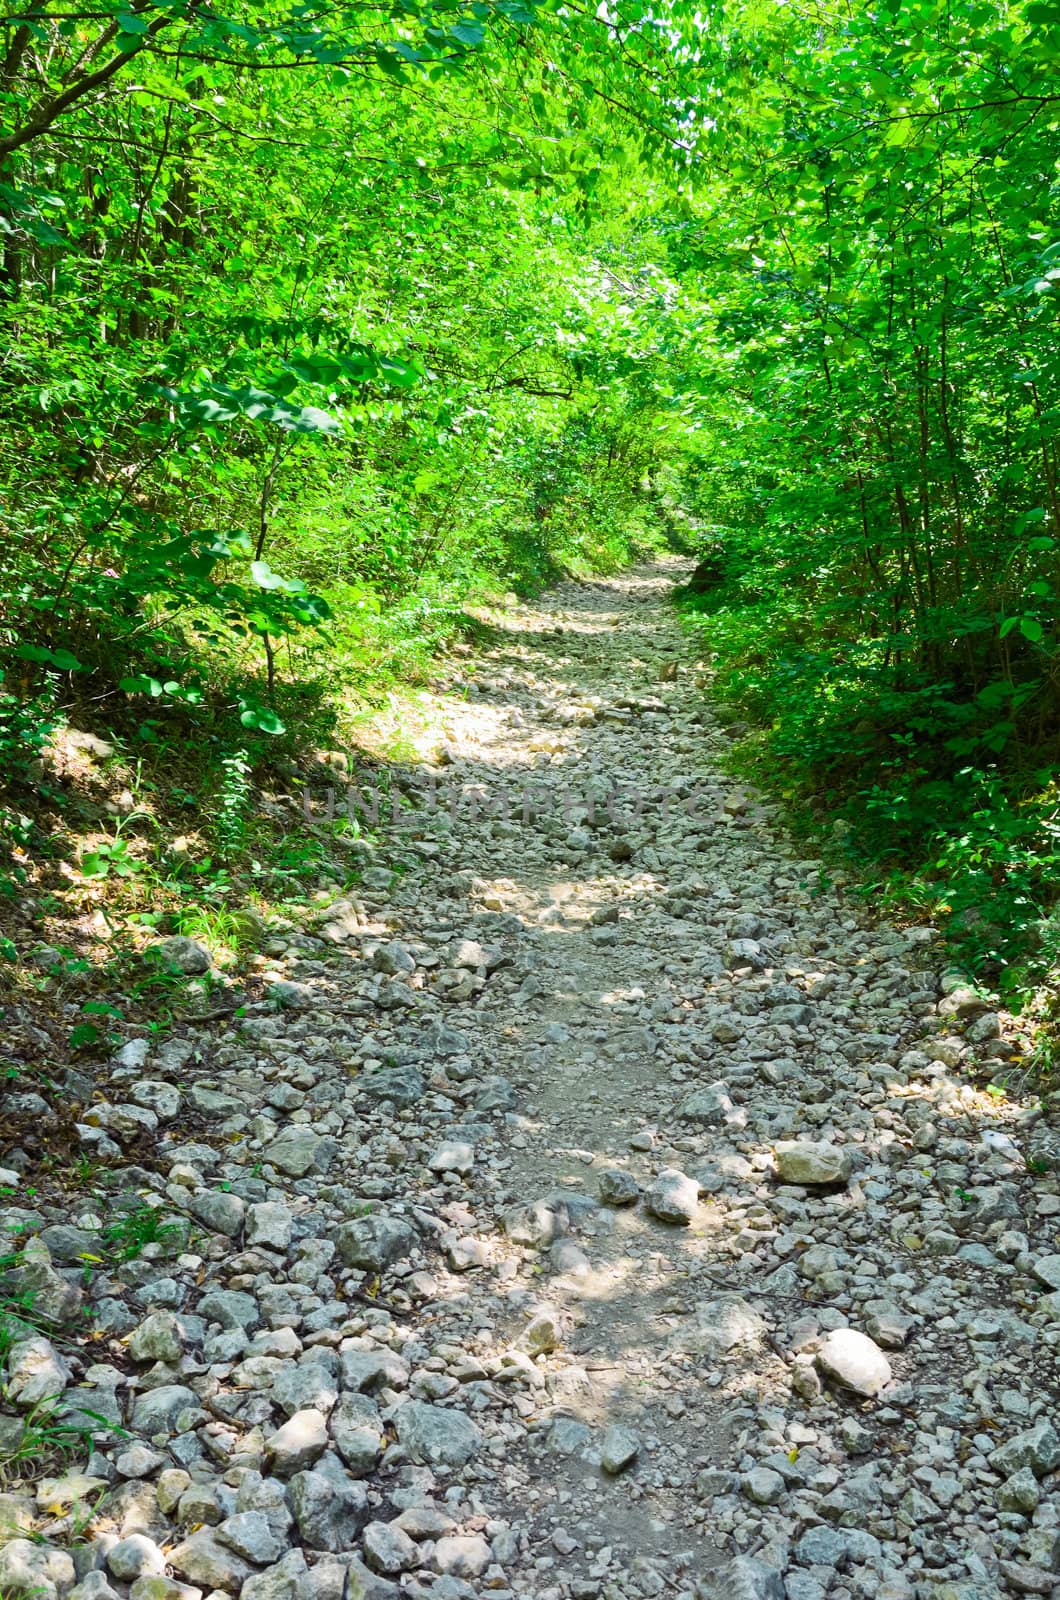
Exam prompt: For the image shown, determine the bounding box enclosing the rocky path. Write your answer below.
[5,561,1060,1600]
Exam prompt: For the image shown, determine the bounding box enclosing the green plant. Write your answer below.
[69,1001,124,1054]
[79,808,160,881]
[215,749,253,861]
[0,1253,54,1361]
[0,1394,116,1485]
[101,1204,182,1263]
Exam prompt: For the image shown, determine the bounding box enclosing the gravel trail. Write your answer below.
[5,561,1060,1600]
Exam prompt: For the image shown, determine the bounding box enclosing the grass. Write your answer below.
[0,1396,111,1488]
[99,1203,184,1263]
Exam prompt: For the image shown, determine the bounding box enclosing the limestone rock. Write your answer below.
[816,1327,892,1397]
[774,1139,851,1186]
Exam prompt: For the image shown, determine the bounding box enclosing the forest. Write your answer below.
[4,1,1060,1585]
[3,0,1060,1007]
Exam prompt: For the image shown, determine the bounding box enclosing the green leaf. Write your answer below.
[161,383,342,436]
[14,644,83,670]
[450,21,486,45]
[1020,617,1044,642]
[120,675,165,697]
[69,1023,103,1050]
[239,700,286,734]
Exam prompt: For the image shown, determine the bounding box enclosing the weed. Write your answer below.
[0,1395,115,1485]
[101,1204,181,1262]
[78,810,154,881]
[171,907,250,954]
[0,1253,51,1359]
[215,748,253,861]
[69,1000,124,1054]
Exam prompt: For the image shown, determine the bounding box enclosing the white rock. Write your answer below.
[816,1328,892,1397]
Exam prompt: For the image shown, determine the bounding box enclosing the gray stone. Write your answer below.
[672,1294,768,1358]
[70,1576,123,1600]
[549,1416,593,1456]
[394,1507,456,1540]
[997,1560,1057,1595]
[106,1536,166,1582]
[335,1214,415,1271]
[339,1347,410,1393]
[130,1384,198,1435]
[742,1467,785,1505]
[362,1519,419,1575]
[198,1289,259,1330]
[600,1424,640,1474]
[5,1335,71,1406]
[187,1085,244,1117]
[128,1581,211,1600]
[264,1409,329,1476]
[267,980,312,1007]
[774,1140,850,1186]
[998,1467,1040,1513]
[115,1443,166,1479]
[395,1401,482,1468]
[216,1511,285,1565]
[287,1468,369,1552]
[677,1082,733,1125]
[151,936,210,974]
[598,1169,640,1206]
[167,1529,254,1591]
[6,1259,82,1326]
[264,1129,322,1178]
[240,1550,308,1600]
[521,1303,562,1354]
[645,1167,699,1224]
[373,942,416,975]
[37,1224,100,1263]
[338,1557,398,1600]
[432,1534,491,1577]
[795,1524,850,1567]
[816,1327,892,1397]
[129,1081,182,1120]
[702,1556,784,1600]
[360,1066,424,1108]
[247,1203,293,1252]
[1032,1255,1060,1290]
[428,1141,474,1175]
[502,1199,565,1247]
[863,1305,914,1349]
[445,1235,488,1271]
[474,1076,517,1112]
[272,1361,338,1418]
[128,1312,184,1364]
[992,1419,1060,1478]
[0,1540,77,1600]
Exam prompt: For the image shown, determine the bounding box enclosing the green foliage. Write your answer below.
[5,0,1060,1022]
[0,0,681,790]
[101,1204,183,1262]
[0,1255,45,1364]
[0,1393,110,1484]
[214,751,253,861]
[667,0,1060,1000]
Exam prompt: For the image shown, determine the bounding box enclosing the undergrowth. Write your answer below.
[677,576,1060,1011]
